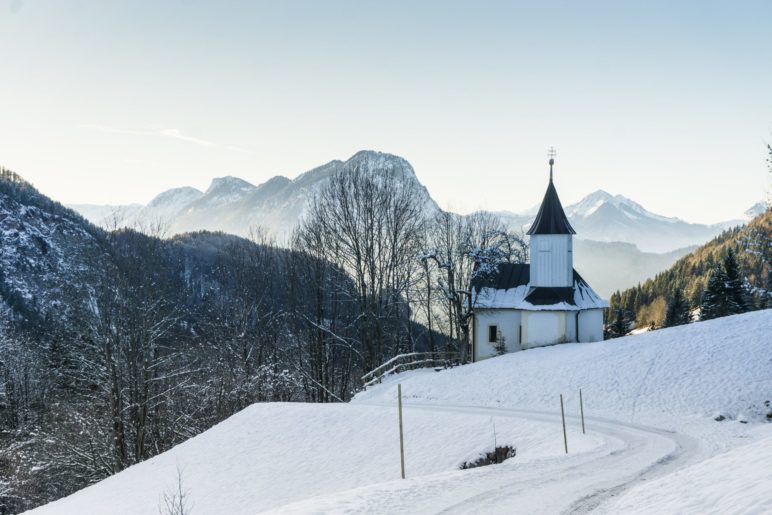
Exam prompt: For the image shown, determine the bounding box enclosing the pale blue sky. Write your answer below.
[0,0,770,223]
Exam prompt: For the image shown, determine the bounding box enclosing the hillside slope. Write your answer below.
[27,309,772,515]
[609,209,771,325]
[358,309,772,429]
[608,433,772,514]
[0,169,111,328]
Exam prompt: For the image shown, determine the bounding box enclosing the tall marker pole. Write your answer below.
[560,393,568,454]
[398,384,405,479]
[579,389,586,435]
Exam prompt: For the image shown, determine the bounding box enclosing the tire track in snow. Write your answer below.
[629,349,661,424]
[415,403,699,515]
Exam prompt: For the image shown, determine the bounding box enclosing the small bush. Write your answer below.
[460,445,516,469]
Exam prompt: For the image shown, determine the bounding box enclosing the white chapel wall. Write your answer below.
[522,311,567,347]
[578,309,604,342]
[473,310,521,361]
[565,311,578,342]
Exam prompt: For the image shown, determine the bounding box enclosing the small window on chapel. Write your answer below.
[488,325,498,343]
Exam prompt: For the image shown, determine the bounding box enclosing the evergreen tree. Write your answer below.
[722,248,747,314]
[664,287,690,327]
[700,265,729,320]
[765,272,772,309]
[610,308,627,337]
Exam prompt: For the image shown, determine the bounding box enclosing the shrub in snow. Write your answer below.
[459,446,516,469]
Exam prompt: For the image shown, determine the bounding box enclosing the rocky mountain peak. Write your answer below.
[147,186,203,207]
[204,176,258,196]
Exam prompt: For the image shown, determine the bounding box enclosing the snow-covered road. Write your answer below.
[269,402,700,514]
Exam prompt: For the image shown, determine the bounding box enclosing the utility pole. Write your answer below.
[398,384,405,479]
[560,393,568,454]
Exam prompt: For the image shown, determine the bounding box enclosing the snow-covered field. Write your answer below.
[27,310,772,514]
[608,433,772,514]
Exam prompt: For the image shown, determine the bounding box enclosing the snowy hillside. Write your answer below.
[27,310,772,515]
[358,309,772,428]
[0,176,110,326]
[608,433,772,514]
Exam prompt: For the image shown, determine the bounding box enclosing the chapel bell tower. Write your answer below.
[526,149,576,288]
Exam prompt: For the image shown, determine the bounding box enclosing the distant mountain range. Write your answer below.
[496,189,754,254]
[70,150,766,295]
[72,151,437,238]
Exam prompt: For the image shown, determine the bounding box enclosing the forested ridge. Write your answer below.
[607,209,771,331]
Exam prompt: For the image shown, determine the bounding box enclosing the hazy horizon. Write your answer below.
[61,148,763,225]
[1,0,771,224]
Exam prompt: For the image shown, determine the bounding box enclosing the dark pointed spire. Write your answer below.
[526,154,576,235]
[548,146,556,182]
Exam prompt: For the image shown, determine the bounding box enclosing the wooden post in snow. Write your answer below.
[398,383,405,479]
[579,389,586,434]
[560,393,568,454]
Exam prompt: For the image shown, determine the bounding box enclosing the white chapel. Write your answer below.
[471,156,608,361]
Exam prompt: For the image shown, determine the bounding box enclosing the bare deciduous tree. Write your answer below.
[420,211,527,361]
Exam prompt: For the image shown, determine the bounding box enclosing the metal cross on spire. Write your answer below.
[548,147,556,181]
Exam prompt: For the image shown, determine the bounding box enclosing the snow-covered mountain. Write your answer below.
[565,190,748,252]
[75,151,437,239]
[0,176,111,327]
[499,189,749,254]
[121,186,204,232]
[71,153,752,254]
[69,151,760,294]
[745,200,770,219]
[67,202,143,228]
[28,309,772,515]
[566,190,678,222]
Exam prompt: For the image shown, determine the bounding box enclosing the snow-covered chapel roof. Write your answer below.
[471,263,608,311]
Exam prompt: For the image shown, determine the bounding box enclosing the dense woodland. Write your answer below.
[607,210,771,334]
[0,167,526,513]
